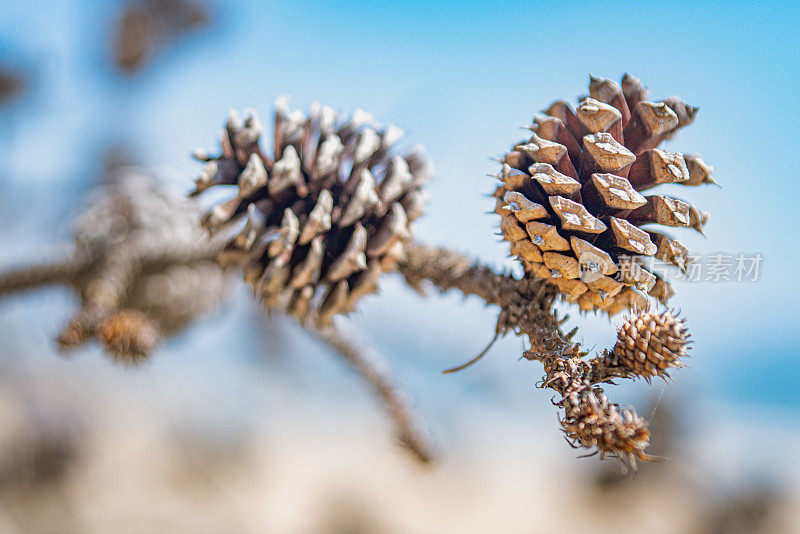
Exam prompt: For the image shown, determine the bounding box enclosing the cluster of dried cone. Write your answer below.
[494,74,714,314]
[555,309,691,462]
[498,75,704,462]
[187,76,704,464]
[399,241,692,463]
[192,98,431,325]
[394,74,704,463]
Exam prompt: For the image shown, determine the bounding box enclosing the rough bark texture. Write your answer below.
[398,241,565,352]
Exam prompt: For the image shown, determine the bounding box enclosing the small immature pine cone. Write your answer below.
[192,98,431,324]
[97,310,160,364]
[606,309,690,380]
[494,74,715,314]
[561,390,650,463]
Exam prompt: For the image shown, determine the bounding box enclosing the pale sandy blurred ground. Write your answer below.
[0,304,797,534]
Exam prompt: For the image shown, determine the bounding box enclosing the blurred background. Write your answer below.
[1,1,798,532]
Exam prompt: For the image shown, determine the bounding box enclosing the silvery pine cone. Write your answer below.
[494,74,715,314]
[192,98,431,324]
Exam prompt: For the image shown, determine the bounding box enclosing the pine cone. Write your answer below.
[606,309,690,380]
[0,66,26,106]
[97,310,159,364]
[57,166,229,361]
[494,74,714,314]
[192,98,431,324]
[113,0,209,73]
[124,261,228,336]
[561,390,650,462]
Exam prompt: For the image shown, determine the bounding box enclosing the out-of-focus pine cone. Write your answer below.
[494,74,714,314]
[113,0,209,73]
[192,98,432,325]
[606,309,690,380]
[97,310,159,364]
[124,261,228,336]
[75,167,209,255]
[0,66,26,106]
[60,167,229,359]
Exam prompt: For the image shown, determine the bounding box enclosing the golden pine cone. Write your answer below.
[561,390,650,462]
[193,98,431,324]
[609,309,690,380]
[494,74,714,314]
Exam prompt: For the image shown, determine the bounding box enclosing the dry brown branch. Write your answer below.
[398,241,566,351]
[305,322,436,465]
[0,238,223,362]
[0,244,220,300]
[0,250,93,296]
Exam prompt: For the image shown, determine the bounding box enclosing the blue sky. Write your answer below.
[1,0,799,455]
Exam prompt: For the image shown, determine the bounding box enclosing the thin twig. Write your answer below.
[441,331,499,374]
[0,242,221,299]
[0,250,93,297]
[305,321,436,465]
[397,241,568,353]
[0,241,222,352]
